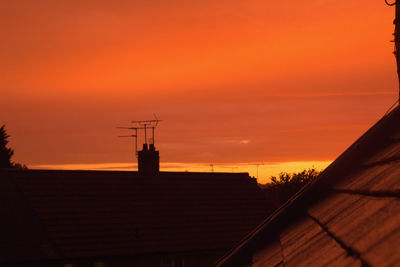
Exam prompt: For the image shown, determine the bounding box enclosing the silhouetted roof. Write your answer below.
[0,170,268,264]
[215,106,400,267]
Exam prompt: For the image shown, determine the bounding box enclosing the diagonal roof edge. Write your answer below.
[214,105,400,267]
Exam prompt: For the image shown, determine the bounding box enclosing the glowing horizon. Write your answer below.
[29,160,332,184]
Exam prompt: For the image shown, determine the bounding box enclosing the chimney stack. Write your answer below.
[138,143,159,176]
[118,115,162,175]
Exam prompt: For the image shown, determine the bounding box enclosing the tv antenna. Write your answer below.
[131,114,162,145]
[246,163,264,179]
[117,127,138,157]
[117,114,162,158]
[254,163,264,179]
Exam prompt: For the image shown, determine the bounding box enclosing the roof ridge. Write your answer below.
[214,105,400,266]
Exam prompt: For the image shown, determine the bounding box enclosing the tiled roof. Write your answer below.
[0,170,268,263]
[215,106,400,267]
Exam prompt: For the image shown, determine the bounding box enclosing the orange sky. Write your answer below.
[1,0,398,182]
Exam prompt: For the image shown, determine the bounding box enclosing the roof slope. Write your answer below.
[0,170,268,263]
[215,106,400,267]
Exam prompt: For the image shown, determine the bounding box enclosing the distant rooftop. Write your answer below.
[0,169,269,265]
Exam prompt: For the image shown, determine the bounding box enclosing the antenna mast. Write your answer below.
[117,114,162,158]
[131,114,162,145]
[255,163,264,180]
[117,127,138,157]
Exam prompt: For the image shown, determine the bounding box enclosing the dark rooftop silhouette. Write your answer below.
[0,169,269,266]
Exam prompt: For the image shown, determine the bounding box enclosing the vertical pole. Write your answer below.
[144,124,147,144]
[254,163,264,179]
[152,127,155,145]
[135,128,138,157]
[395,1,400,100]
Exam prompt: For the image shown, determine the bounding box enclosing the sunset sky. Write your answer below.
[1,0,398,183]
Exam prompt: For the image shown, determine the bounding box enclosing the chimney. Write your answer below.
[138,143,159,176]
[118,115,162,175]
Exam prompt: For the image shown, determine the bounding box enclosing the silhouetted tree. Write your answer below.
[12,162,28,170]
[261,168,320,211]
[0,125,14,168]
[0,125,27,169]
